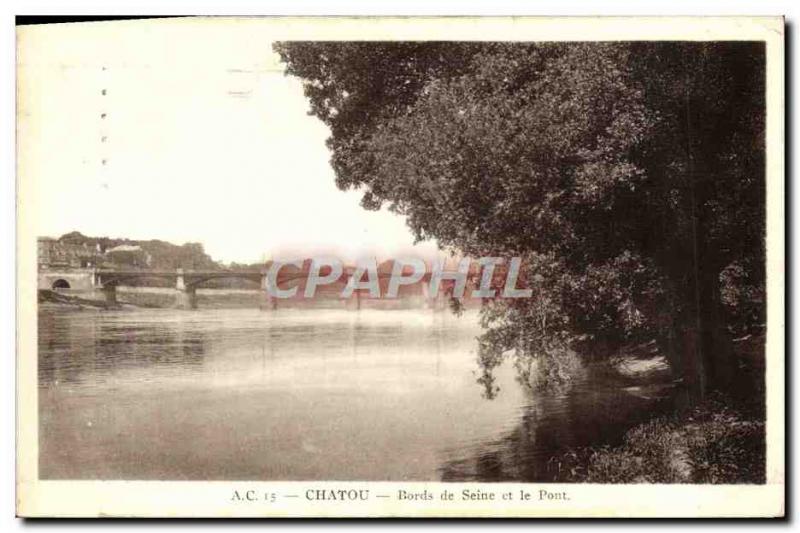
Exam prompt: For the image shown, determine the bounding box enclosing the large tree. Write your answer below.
[275,41,765,402]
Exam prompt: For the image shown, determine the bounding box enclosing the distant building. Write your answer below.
[37,237,99,269]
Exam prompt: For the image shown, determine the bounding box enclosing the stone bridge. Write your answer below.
[92,268,448,310]
[94,268,275,309]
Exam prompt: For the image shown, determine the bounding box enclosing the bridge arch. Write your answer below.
[51,279,71,290]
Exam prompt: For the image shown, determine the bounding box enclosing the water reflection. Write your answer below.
[39,311,208,388]
[38,308,667,481]
[439,374,671,481]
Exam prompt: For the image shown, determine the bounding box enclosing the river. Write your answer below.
[38,307,667,481]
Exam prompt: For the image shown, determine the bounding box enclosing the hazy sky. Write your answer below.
[18,18,440,264]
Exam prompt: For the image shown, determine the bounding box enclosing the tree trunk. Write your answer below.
[698,266,735,391]
[678,50,735,401]
[667,268,735,407]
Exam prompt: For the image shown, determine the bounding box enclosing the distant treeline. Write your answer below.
[58,231,264,288]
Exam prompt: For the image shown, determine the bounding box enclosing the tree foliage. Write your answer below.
[275,41,766,400]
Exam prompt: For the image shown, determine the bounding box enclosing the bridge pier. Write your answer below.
[422,281,441,310]
[344,290,361,311]
[101,285,117,305]
[259,273,277,310]
[259,292,277,311]
[175,286,197,310]
[174,269,197,309]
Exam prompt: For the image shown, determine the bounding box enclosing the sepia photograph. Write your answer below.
[14,16,784,518]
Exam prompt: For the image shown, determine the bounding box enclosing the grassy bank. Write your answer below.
[551,394,765,483]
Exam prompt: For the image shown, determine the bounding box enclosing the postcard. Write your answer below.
[16,16,785,518]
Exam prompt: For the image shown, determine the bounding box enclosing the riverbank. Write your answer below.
[547,332,767,484]
[551,394,765,483]
[37,289,130,310]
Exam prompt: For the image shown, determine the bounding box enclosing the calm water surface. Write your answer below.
[39,308,665,481]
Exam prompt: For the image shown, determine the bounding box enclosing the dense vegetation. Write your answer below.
[58,231,220,271]
[552,394,765,483]
[275,42,766,404]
